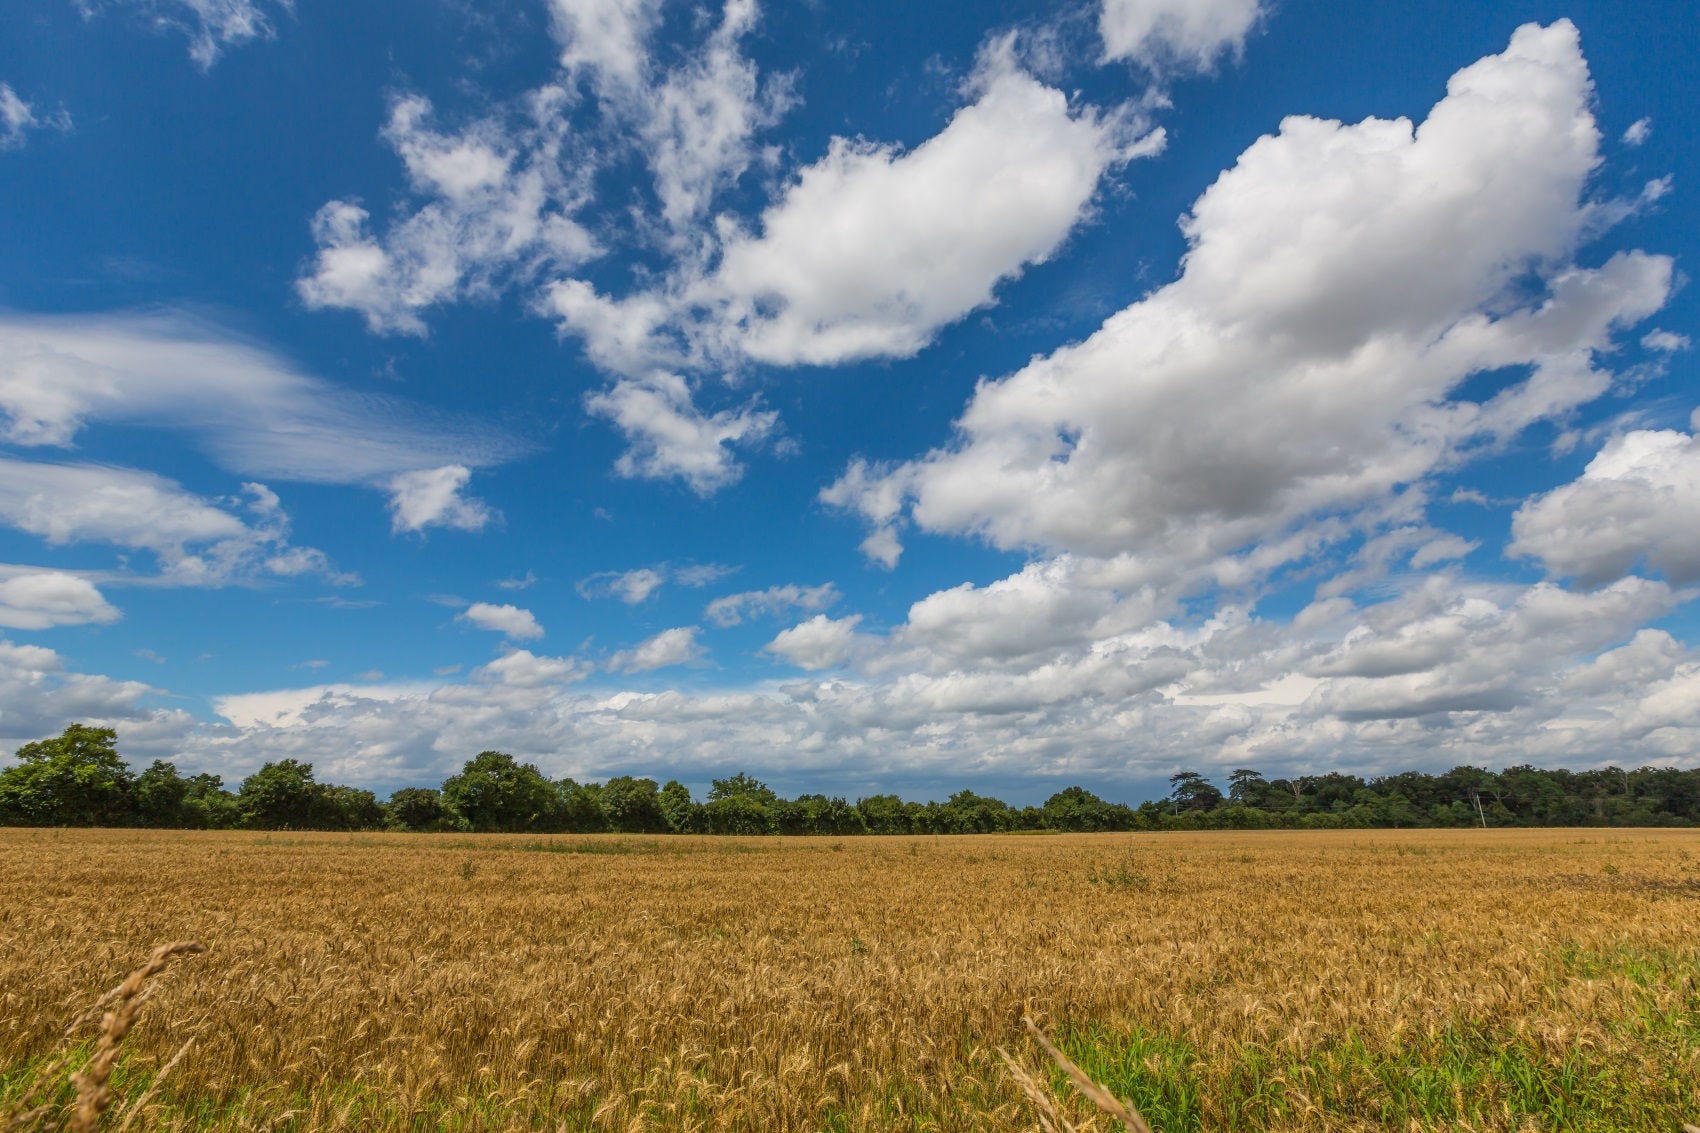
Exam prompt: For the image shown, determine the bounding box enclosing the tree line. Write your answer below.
[3,724,1699,834]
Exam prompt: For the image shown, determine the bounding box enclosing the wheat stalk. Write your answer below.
[4,941,204,1133]
[1002,1017,1156,1133]
[67,942,205,1133]
[112,1035,196,1133]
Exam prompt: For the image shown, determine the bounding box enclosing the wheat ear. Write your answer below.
[66,942,205,1133]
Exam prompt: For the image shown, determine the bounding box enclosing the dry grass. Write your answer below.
[1,827,1697,1130]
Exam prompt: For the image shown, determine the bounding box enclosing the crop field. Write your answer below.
[1,828,1697,1132]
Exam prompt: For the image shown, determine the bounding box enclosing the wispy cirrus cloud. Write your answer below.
[0,460,352,589]
[578,561,736,604]
[0,82,72,150]
[0,310,525,533]
[706,582,838,627]
[78,0,294,69]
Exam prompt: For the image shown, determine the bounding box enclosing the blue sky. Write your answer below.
[0,0,1695,802]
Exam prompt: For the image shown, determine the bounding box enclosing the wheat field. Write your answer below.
[1,827,1697,1131]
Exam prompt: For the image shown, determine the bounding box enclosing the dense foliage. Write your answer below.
[3,724,1698,833]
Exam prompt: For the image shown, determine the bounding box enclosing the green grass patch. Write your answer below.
[1554,941,1700,987]
[1055,1013,1700,1132]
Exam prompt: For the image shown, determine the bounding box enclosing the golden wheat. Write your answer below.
[1,828,1697,1130]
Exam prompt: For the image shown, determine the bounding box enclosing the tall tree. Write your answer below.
[704,773,776,835]
[441,751,560,832]
[556,778,608,832]
[0,724,134,826]
[600,776,667,832]
[238,759,324,830]
[1169,771,1223,813]
[855,794,912,835]
[1227,769,1269,808]
[134,759,190,827]
[659,780,701,833]
[386,787,452,832]
[1043,786,1114,831]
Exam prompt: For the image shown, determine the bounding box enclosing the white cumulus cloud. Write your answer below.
[476,648,588,688]
[826,22,1671,586]
[17,562,1697,796]
[582,371,776,494]
[387,465,495,534]
[457,602,544,641]
[0,570,121,630]
[298,5,1155,496]
[0,639,164,754]
[546,0,661,97]
[1512,429,1700,585]
[764,614,867,671]
[1099,0,1265,73]
[297,91,596,335]
[610,626,704,672]
[694,42,1161,366]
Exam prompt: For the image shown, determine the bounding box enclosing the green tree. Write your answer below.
[936,790,1013,833]
[855,794,912,835]
[659,779,702,833]
[181,773,240,829]
[703,793,772,834]
[1226,769,1270,808]
[386,787,452,831]
[322,785,385,830]
[0,724,135,826]
[1298,772,1368,813]
[1168,771,1223,813]
[556,778,608,832]
[700,773,774,835]
[600,776,666,832]
[1042,786,1114,831]
[238,759,324,830]
[134,759,191,827]
[777,794,865,835]
[703,772,777,834]
[709,772,778,805]
[441,751,560,832]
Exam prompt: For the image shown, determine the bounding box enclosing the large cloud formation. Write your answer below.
[825,22,1669,583]
[14,563,1699,797]
[300,5,1163,494]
